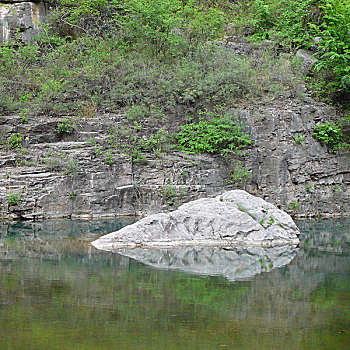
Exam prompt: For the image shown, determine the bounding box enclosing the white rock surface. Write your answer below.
[92,190,300,250]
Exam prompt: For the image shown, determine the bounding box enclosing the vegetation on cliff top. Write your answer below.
[0,0,349,152]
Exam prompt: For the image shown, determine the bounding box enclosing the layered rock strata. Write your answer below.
[0,98,349,220]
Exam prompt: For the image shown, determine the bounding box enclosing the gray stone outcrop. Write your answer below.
[0,1,49,44]
[0,95,349,221]
[295,49,318,75]
[91,190,300,249]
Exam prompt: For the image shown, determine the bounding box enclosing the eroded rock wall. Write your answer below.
[0,1,49,44]
[0,97,349,220]
[241,98,350,217]
[0,115,229,220]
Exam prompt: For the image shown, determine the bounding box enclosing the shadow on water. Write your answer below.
[0,218,348,349]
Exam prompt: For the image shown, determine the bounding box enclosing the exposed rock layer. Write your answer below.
[1,95,349,220]
[0,1,49,44]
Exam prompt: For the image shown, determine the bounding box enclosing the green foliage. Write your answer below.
[260,216,275,229]
[62,157,79,177]
[8,133,23,150]
[49,0,122,38]
[313,0,350,100]
[295,135,305,144]
[242,0,350,104]
[176,112,252,154]
[94,145,103,156]
[289,201,299,211]
[42,152,79,176]
[118,0,226,57]
[0,33,304,117]
[57,118,74,135]
[158,185,186,206]
[313,122,343,149]
[86,137,96,146]
[103,150,115,165]
[228,161,252,185]
[141,129,171,155]
[132,150,148,164]
[305,184,314,192]
[6,191,21,207]
[51,0,226,58]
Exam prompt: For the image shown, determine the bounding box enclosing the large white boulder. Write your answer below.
[92,190,300,250]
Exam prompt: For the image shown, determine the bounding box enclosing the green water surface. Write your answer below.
[0,219,349,350]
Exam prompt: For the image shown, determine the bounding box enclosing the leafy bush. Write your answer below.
[313,121,343,149]
[176,113,252,154]
[242,0,350,104]
[141,129,171,154]
[57,118,74,134]
[6,191,21,206]
[49,0,226,58]
[313,0,350,101]
[0,19,304,117]
[8,133,23,150]
[228,161,252,185]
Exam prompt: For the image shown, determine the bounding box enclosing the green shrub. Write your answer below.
[6,191,21,206]
[241,0,350,104]
[305,184,314,192]
[313,122,343,149]
[228,161,252,185]
[295,135,305,144]
[104,150,115,165]
[8,133,23,150]
[289,201,299,211]
[57,118,74,134]
[0,34,304,117]
[159,185,178,206]
[313,0,350,100]
[141,129,171,154]
[62,157,79,176]
[176,112,252,154]
[132,150,148,164]
[117,0,226,57]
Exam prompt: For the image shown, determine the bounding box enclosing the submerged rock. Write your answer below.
[92,190,300,250]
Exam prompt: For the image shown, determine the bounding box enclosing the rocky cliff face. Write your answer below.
[0,2,348,221]
[0,114,230,220]
[241,97,350,217]
[0,1,49,44]
[0,96,349,221]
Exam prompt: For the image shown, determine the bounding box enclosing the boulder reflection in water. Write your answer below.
[115,245,299,282]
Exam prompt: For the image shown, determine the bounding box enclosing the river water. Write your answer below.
[0,218,349,349]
